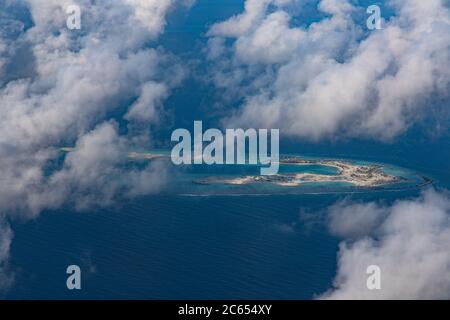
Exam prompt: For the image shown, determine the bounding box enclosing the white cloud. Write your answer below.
[208,0,450,140]
[322,189,450,299]
[0,0,188,214]
[125,82,169,123]
[125,0,195,38]
[46,122,167,211]
[233,11,305,65]
[0,0,191,289]
[327,200,386,239]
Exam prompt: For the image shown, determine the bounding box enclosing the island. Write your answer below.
[194,156,405,187]
[59,148,430,190]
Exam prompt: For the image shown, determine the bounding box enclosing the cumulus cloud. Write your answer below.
[322,189,450,299]
[125,0,194,37]
[327,200,387,239]
[207,0,450,140]
[0,0,191,288]
[125,82,169,123]
[208,0,274,38]
[0,0,188,214]
[47,122,167,211]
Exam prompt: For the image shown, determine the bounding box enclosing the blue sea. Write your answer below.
[4,0,450,300]
[6,148,448,299]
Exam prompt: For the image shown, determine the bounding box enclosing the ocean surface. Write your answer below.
[5,152,445,299]
[4,0,450,300]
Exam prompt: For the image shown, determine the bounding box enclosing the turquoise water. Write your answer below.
[157,157,428,196]
[278,164,339,175]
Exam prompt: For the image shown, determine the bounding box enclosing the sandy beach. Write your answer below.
[195,156,402,187]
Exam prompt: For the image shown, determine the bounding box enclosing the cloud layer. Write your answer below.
[322,189,450,299]
[0,0,191,288]
[1,0,449,299]
[0,0,189,215]
[208,0,450,140]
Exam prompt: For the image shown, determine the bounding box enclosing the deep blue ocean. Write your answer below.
[7,153,448,299]
[4,0,450,299]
